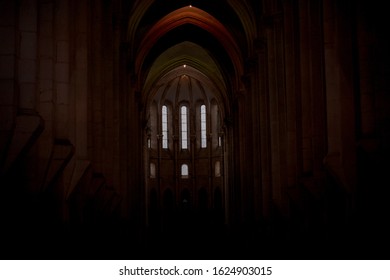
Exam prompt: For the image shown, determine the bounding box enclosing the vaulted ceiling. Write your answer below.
[127,0,259,101]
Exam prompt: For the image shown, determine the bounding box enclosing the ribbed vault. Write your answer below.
[144,64,228,118]
[142,41,226,100]
[127,0,256,94]
[135,6,243,82]
[127,0,256,57]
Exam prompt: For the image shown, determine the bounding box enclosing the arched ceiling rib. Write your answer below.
[227,0,258,55]
[127,0,259,99]
[143,41,226,98]
[141,24,234,90]
[134,6,243,84]
[146,65,229,118]
[127,0,256,56]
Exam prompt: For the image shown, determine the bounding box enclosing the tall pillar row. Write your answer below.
[0,1,17,166]
[323,0,357,207]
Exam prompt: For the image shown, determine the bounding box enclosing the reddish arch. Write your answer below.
[135,6,243,80]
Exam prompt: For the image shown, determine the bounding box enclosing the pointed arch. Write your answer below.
[134,6,243,84]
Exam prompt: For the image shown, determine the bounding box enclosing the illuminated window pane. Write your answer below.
[215,161,221,177]
[181,164,189,178]
[150,163,156,178]
[181,106,188,149]
[201,105,207,148]
[162,106,168,149]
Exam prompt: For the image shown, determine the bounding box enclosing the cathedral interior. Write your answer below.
[0,0,389,260]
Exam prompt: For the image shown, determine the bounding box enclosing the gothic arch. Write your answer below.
[134,6,243,81]
[127,0,256,58]
[144,64,228,227]
[142,41,226,97]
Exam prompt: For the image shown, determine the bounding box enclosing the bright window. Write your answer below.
[162,105,168,149]
[215,161,221,177]
[150,163,156,178]
[181,106,188,149]
[201,105,207,148]
[181,164,189,178]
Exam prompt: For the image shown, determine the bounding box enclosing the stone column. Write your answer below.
[355,1,375,138]
[264,10,288,216]
[18,0,38,113]
[69,0,87,156]
[0,1,17,155]
[323,0,357,214]
[240,73,255,225]
[257,38,272,220]
[2,0,44,183]
[323,0,357,228]
[298,0,327,180]
[283,0,300,190]
[36,0,55,187]
[247,55,263,223]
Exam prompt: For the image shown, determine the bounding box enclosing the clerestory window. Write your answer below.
[215,161,221,177]
[181,106,189,149]
[162,105,168,149]
[201,105,207,148]
[181,164,189,178]
[150,163,156,178]
[146,71,226,223]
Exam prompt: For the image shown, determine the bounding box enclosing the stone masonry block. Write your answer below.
[19,82,36,109]
[39,89,53,105]
[39,80,53,102]
[39,59,53,80]
[0,56,15,79]
[55,62,69,82]
[55,105,69,139]
[40,2,53,22]
[39,20,53,39]
[0,79,14,105]
[0,106,15,130]
[39,101,53,121]
[56,41,69,62]
[18,59,36,82]
[56,83,69,105]
[76,47,88,65]
[0,27,15,54]
[19,0,37,32]
[56,103,68,121]
[0,1,16,26]
[20,32,37,59]
[39,38,53,58]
